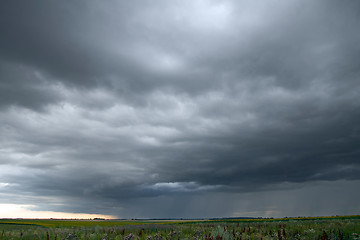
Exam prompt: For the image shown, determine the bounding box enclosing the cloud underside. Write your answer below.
[0,0,360,218]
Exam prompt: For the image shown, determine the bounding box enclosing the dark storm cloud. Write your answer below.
[0,61,61,110]
[1,0,360,218]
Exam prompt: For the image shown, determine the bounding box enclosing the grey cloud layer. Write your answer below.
[1,0,360,218]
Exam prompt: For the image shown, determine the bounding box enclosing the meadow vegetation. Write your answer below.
[0,215,359,240]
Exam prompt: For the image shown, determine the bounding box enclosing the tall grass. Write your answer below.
[0,216,359,239]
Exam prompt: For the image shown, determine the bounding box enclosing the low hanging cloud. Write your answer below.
[0,0,360,218]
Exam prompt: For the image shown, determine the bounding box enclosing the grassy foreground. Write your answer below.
[0,215,359,239]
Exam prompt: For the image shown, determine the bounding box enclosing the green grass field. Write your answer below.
[0,215,359,239]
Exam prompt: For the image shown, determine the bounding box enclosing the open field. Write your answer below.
[0,215,359,239]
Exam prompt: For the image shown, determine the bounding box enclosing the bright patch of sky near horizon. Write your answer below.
[0,204,115,219]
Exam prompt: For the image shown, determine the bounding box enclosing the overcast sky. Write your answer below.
[0,0,360,219]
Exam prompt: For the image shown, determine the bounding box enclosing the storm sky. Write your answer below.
[1,0,360,219]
